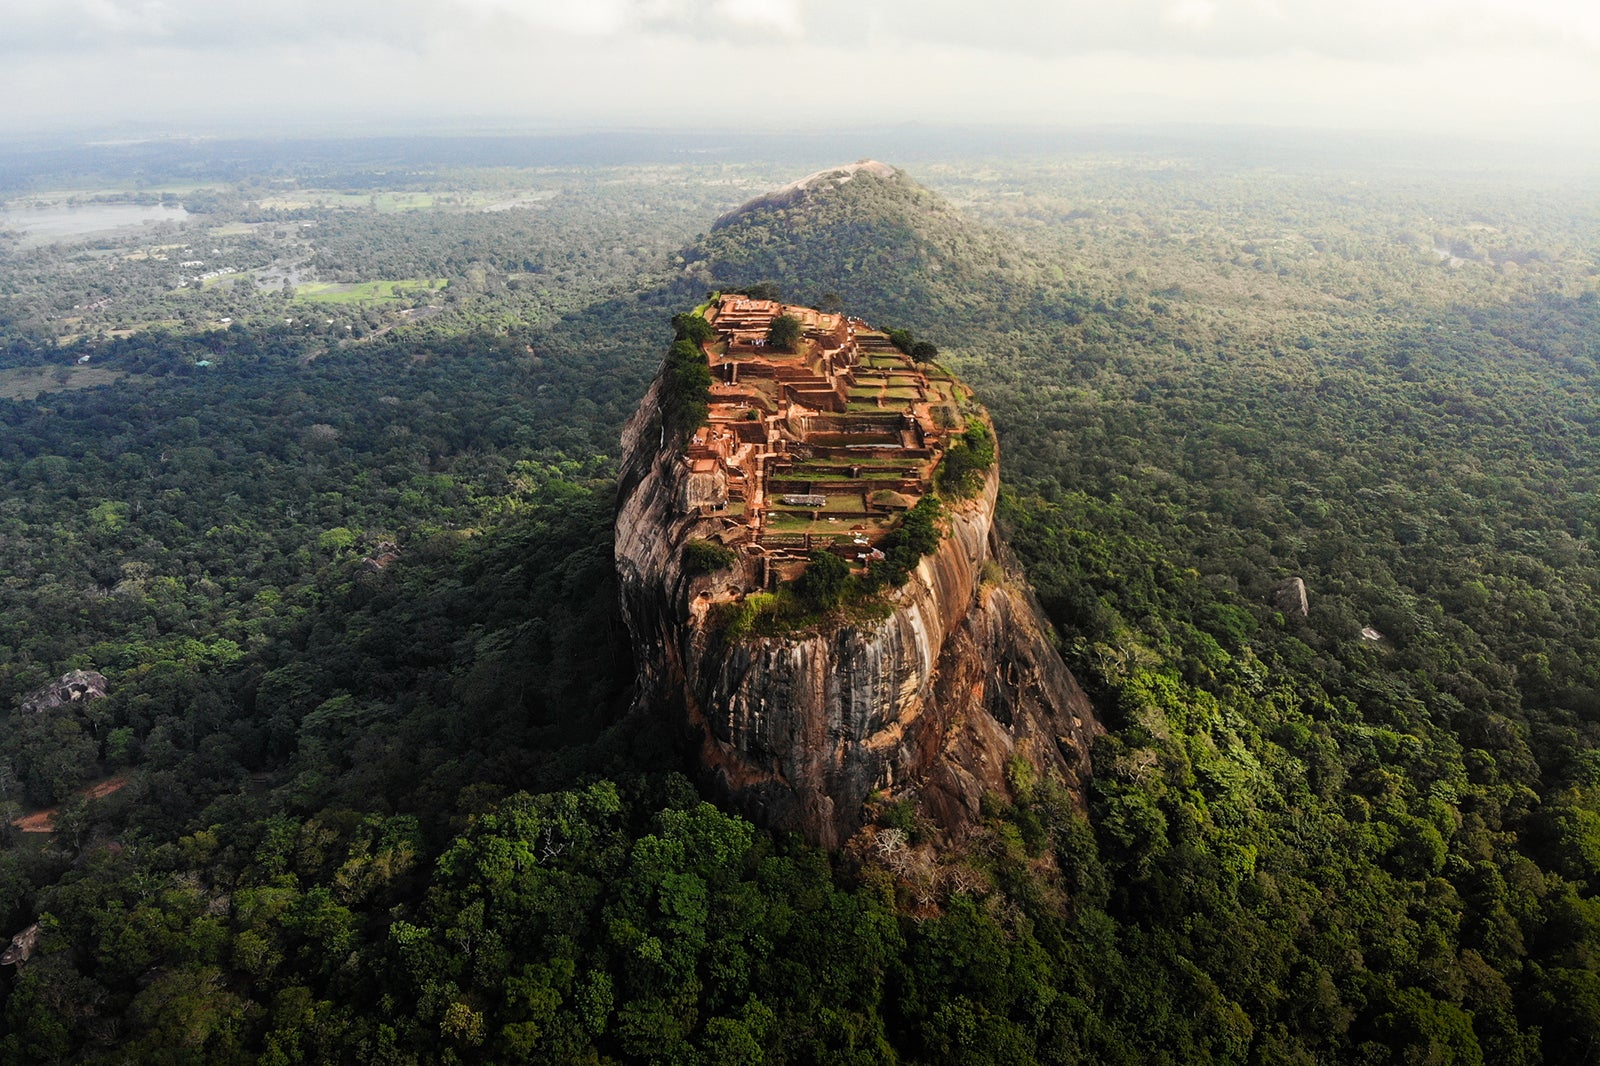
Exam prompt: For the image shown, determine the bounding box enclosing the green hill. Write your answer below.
[682,161,1044,329]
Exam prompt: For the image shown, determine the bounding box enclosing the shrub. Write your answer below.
[721,593,779,638]
[864,496,943,590]
[732,282,781,301]
[671,312,714,344]
[937,420,995,497]
[661,338,711,442]
[684,539,737,575]
[884,326,940,361]
[791,550,852,613]
[767,314,802,352]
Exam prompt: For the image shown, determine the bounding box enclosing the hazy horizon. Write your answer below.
[5,0,1596,155]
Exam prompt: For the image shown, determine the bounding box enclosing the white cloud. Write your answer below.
[0,0,1594,142]
[1163,1,1218,33]
[9,0,1597,57]
[714,0,803,35]
[455,0,632,36]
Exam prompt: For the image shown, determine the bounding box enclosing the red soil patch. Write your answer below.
[10,775,130,833]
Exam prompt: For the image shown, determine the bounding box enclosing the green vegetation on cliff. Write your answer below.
[864,495,945,591]
[660,337,712,442]
[936,420,995,498]
[684,538,738,575]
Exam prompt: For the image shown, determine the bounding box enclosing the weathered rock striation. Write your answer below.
[616,304,1101,848]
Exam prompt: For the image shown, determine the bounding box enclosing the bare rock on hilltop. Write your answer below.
[715,160,901,224]
[20,670,108,715]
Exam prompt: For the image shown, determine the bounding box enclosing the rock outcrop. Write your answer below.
[1274,577,1309,619]
[714,161,901,226]
[20,670,108,715]
[0,924,39,968]
[616,311,1101,849]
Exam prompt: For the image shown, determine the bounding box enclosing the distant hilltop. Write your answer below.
[714,160,901,227]
[686,159,1021,331]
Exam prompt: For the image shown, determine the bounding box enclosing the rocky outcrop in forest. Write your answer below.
[615,298,1100,848]
[20,670,108,716]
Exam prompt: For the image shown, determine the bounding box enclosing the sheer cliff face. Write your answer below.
[616,379,1101,849]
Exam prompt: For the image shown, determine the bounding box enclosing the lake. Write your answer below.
[0,203,192,245]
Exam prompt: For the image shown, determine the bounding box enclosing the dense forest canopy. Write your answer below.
[0,132,1598,1063]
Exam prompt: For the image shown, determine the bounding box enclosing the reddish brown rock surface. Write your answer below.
[616,306,1102,848]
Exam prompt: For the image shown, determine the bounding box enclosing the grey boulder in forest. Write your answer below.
[19,670,108,715]
[1274,577,1309,619]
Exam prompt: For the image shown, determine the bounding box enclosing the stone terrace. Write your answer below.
[681,294,965,591]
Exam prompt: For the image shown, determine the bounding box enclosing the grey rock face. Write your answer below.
[20,670,108,715]
[0,924,40,967]
[1274,577,1309,619]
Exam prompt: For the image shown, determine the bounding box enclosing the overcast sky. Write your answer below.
[3,0,1596,145]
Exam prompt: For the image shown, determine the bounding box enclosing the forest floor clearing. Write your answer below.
[0,365,131,400]
[11,775,131,833]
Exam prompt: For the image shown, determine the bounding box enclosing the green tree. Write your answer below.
[792,551,852,613]
[767,315,802,352]
[685,539,738,575]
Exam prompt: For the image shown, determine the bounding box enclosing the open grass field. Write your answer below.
[120,243,187,260]
[4,183,219,205]
[768,492,874,519]
[0,365,132,401]
[108,320,184,335]
[764,512,890,534]
[789,456,904,469]
[294,278,445,304]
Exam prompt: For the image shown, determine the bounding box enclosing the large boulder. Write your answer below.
[1274,577,1309,619]
[20,670,108,715]
[0,923,40,967]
